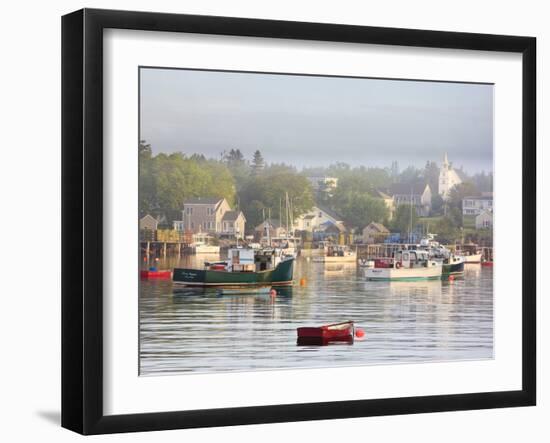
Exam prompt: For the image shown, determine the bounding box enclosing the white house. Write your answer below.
[475,210,493,229]
[295,205,344,232]
[389,183,432,217]
[462,194,493,216]
[438,153,463,199]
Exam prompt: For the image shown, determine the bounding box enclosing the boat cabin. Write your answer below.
[208,248,286,273]
[394,249,432,269]
[326,245,352,257]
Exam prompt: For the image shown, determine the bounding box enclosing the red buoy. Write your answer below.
[448,275,455,282]
[355,328,365,339]
[270,289,277,297]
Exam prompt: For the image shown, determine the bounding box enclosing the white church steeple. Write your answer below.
[438,153,462,200]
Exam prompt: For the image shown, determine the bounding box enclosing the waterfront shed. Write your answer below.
[140,214,158,231]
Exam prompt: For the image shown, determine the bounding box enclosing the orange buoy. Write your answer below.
[300,278,307,286]
[355,328,365,339]
[448,275,455,282]
[269,289,277,297]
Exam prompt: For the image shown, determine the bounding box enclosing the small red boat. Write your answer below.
[297,321,355,341]
[481,261,494,267]
[140,269,172,280]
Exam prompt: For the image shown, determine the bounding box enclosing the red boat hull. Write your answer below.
[140,270,172,280]
[297,336,354,346]
[297,321,355,341]
[481,261,494,267]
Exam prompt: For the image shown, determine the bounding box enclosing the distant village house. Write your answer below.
[475,210,493,230]
[295,205,345,232]
[381,183,432,217]
[254,219,288,242]
[180,197,246,239]
[362,222,390,244]
[462,194,493,216]
[139,214,158,231]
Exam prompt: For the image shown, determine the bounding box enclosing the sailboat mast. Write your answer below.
[410,188,413,244]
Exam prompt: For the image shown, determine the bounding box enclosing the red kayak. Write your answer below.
[140,270,172,280]
[297,321,355,340]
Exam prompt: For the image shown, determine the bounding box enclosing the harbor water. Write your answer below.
[139,255,493,375]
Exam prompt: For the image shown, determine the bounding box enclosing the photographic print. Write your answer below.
[138,67,494,376]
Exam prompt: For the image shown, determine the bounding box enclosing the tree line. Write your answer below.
[139,142,492,240]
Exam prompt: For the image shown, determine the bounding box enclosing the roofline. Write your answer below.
[183,197,226,205]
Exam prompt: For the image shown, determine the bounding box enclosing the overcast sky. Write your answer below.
[140,68,494,174]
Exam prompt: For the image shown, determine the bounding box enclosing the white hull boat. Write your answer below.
[365,249,442,281]
[193,244,220,254]
[462,253,482,263]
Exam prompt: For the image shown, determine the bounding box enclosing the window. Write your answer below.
[207,207,214,216]
[186,207,193,215]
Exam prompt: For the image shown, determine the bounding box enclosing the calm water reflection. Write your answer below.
[139,256,493,375]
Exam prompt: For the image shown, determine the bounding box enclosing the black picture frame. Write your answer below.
[62,8,536,435]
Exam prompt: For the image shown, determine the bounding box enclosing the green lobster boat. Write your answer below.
[173,247,294,287]
[442,256,465,277]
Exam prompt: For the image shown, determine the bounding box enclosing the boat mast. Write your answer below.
[409,188,413,244]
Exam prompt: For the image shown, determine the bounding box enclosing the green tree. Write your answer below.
[448,182,480,211]
[423,160,440,193]
[138,149,237,223]
[337,193,388,230]
[399,166,423,186]
[139,140,156,215]
[251,150,265,175]
[391,204,418,236]
[239,171,314,231]
[432,216,461,243]
[431,193,445,215]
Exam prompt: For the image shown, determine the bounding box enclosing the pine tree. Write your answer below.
[251,150,265,175]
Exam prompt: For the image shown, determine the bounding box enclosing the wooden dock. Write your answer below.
[140,229,191,259]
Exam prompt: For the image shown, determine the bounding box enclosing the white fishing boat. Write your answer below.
[365,249,442,281]
[192,242,221,254]
[462,253,482,263]
[191,233,220,254]
[313,245,357,263]
[456,243,483,263]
